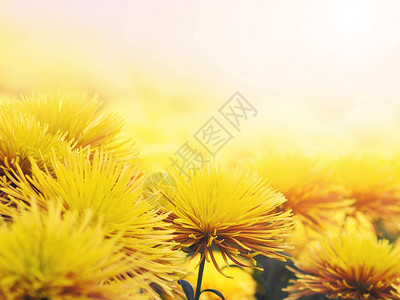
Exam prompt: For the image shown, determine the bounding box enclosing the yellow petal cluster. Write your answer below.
[0,203,134,300]
[8,92,136,159]
[0,106,69,179]
[247,151,353,227]
[2,147,185,298]
[156,166,294,275]
[285,221,400,299]
[335,153,400,223]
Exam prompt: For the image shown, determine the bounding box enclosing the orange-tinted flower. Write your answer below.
[154,166,294,275]
[247,151,352,227]
[285,222,400,300]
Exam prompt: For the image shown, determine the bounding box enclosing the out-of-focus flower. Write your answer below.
[8,92,136,159]
[2,148,185,299]
[0,202,134,300]
[156,165,294,275]
[284,220,400,300]
[291,211,377,263]
[335,153,400,224]
[246,151,352,227]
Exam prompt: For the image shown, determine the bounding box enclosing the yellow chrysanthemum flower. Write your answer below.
[335,153,400,223]
[8,92,135,159]
[156,166,294,275]
[245,151,352,227]
[2,148,185,298]
[0,107,69,193]
[292,211,377,263]
[284,222,400,300]
[0,202,135,300]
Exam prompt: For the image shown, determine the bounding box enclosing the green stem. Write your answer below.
[194,257,206,300]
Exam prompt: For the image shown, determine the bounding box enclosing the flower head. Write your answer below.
[156,166,294,275]
[247,151,353,227]
[0,106,68,182]
[284,222,400,299]
[2,148,185,298]
[0,202,132,300]
[335,153,400,223]
[9,92,136,159]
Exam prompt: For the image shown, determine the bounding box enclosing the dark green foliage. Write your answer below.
[253,256,329,300]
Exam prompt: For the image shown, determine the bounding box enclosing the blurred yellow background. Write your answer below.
[1,0,400,164]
